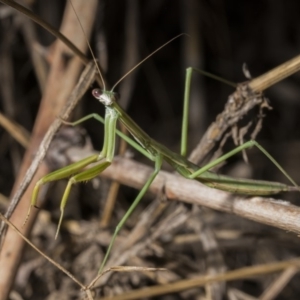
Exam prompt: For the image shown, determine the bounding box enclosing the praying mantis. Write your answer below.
[1,2,300,300]
[25,38,300,275]
[1,0,293,278]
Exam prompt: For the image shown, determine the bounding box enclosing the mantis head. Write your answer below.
[92,89,117,106]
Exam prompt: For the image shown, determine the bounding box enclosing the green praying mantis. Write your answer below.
[23,9,299,276]
[28,72,300,274]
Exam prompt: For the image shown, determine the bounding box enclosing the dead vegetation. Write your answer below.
[1,0,300,299]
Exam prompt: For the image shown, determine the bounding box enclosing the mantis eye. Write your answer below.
[92,89,113,105]
[92,88,102,99]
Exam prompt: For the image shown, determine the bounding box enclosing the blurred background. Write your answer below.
[1,0,300,299]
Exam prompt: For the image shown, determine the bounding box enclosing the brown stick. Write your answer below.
[249,54,300,92]
[64,142,300,237]
[100,157,300,234]
[97,258,300,300]
[0,1,98,298]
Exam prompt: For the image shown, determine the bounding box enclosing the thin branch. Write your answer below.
[65,146,300,235]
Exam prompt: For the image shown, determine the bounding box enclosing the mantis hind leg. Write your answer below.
[188,140,299,194]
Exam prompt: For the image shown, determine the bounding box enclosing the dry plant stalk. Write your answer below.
[0,1,98,298]
[97,258,300,300]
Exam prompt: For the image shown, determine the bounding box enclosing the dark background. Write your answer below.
[1,0,300,299]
